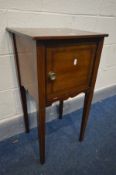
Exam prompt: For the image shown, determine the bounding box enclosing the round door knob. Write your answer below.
[48,71,56,81]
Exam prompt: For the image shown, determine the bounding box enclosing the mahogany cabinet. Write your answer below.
[7,28,108,164]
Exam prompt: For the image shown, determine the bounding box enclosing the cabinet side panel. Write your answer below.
[15,35,38,101]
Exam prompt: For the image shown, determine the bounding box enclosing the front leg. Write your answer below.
[36,43,46,164]
[37,103,46,164]
[79,90,94,141]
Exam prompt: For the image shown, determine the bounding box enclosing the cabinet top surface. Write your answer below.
[6,28,108,40]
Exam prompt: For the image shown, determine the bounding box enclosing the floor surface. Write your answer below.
[0,95,116,175]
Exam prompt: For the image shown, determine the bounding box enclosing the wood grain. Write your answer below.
[15,35,38,102]
[46,43,97,103]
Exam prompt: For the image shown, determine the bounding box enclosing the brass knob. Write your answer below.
[48,71,56,81]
